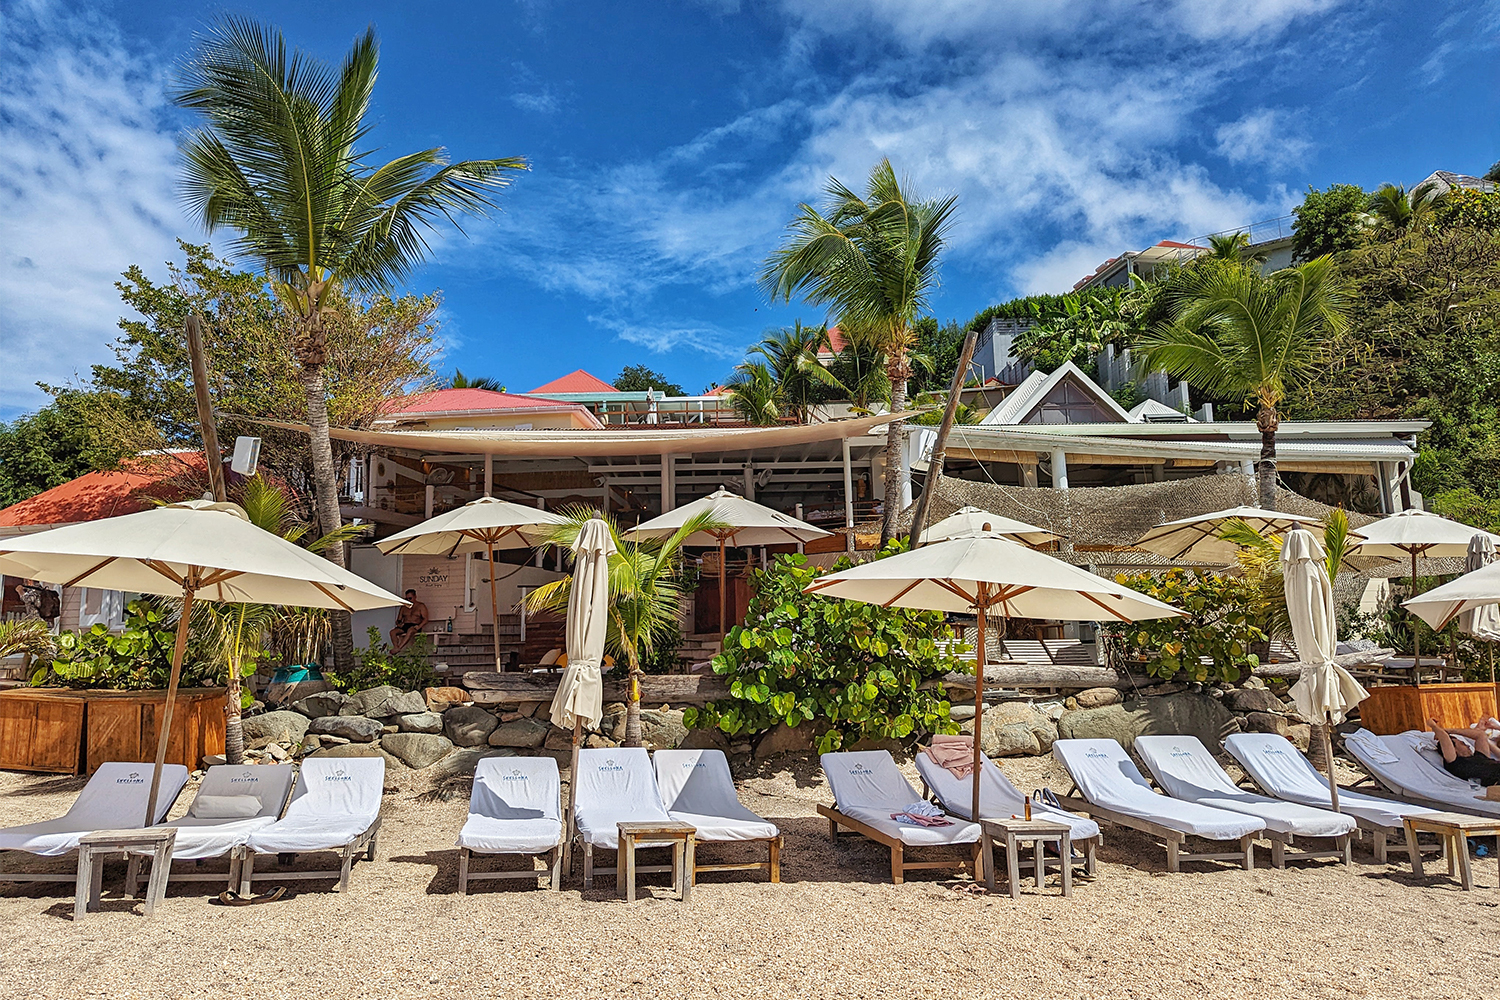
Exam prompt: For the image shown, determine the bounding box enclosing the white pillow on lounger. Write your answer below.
[188,794,263,819]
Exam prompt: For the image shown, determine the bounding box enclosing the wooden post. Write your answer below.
[563,717,582,875]
[718,536,728,640]
[1410,549,1421,685]
[144,578,196,827]
[486,538,502,672]
[1321,719,1340,813]
[186,315,226,501]
[971,585,987,825]
[484,454,493,497]
[907,327,978,549]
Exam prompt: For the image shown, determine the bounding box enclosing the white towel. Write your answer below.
[1398,730,1472,753]
[1346,729,1400,764]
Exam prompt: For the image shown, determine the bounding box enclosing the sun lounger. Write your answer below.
[1041,638,1097,667]
[1223,732,1441,862]
[913,751,1101,876]
[1052,739,1264,871]
[1343,728,1500,819]
[456,756,564,893]
[572,747,677,889]
[0,762,189,884]
[1134,735,1356,867]
[653,749,781,883]
[235,757,385,893]
[124,763,295,894]
[818,751,981,884]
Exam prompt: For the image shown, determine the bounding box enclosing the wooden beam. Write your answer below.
[1250,648,1396,679]
[941,665,1138,690]
[462,671,731,705]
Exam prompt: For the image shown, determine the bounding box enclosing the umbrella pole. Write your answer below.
[971,589,987,826]
[719,536,728,642]
[487,539,502,672]
[1410,550,1421,686]
[144,582,195,827]
[1321,716,1340,813]
[564,717,582,876]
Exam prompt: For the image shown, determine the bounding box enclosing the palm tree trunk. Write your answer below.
[224,667,245,765]
[880,350,909,547]
[623,654,643,748]
[301,364,355,673]
[1256,403,1278,512]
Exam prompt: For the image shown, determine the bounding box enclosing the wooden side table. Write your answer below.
[980,818,1071,899]
[615,821,695,903]
[75,828,177,919]
[1402,811,1500,891]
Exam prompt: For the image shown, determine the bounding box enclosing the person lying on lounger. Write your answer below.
[1428,719,1500,786]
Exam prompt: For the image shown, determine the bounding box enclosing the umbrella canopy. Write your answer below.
[1459,535,1500,641]
[1133,506,1327,564]
[375,497,568,670]
[806,531,1183,821]
[1402,550,1500,634]
[918,506,1060,547]
[0,500,406,825]
[550,517,615,732]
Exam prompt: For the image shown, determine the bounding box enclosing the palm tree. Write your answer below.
[1364,182,1443,235]
[747,321,830,422]
[174,18,526,670]
[762,159,958,545]
[1139,257,1350,510]
[1204,232,1268,265]
[525,507,722,746]
[724,362,784,426]
[449,369,505,391]
[820,329,894,413]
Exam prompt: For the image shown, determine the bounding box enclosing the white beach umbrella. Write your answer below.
[1352,510,1500,677]
[918,506,1060,547]
[1403,535,1500,709]
[626,488,831,636]
[805,529,1184,822]
[1133,506,1328,564]
[376,496,567,668]
[1282,529,1369,812]
[0,500,406,824]
[1458,536,1500,641]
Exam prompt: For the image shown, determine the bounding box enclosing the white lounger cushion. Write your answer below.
[0,762,189,857]
[458,756,563,855]
[821,751,980,847]
[1052,739,1265,840]
[1134,736,1356,838]
[1344,729,1500,818]
[653,749,779,842]
[914,753,1101,841]
[245,758,385,854]
[573,748,673,849]
[1224,733,1441,830]
[141,764,296,861]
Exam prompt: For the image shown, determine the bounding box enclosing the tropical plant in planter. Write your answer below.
[1107,569,1266,684]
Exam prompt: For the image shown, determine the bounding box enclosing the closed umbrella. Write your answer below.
[1282,529,1369,811]
[1133,506,1327,564]
[918,506,1060,547]
[376,496,566,670]
[626,489,830,638]
[806,528,1184,823]
[0,500,405,825]
[549,517,616,871]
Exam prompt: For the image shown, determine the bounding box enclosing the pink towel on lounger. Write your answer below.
[921,734,976,779]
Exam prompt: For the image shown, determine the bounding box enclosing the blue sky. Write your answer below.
[2,0,1497,419]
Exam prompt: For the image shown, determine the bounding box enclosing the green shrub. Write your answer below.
[684,552,965,753]
[35,600,216,690]
[331,627,437,692]
[1107,569,1265,684]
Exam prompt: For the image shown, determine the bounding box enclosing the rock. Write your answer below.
[1074,687,1122,709]
[381,732,455,769]
[487,716,550,749]
[962,702,1056,756]
[429,747,514,782]
[755,722,814,759]
[1243,675,1268,690]
[319,734,351,746]
[291,690,352,719]
[308,715,385,743]
[516,701,543,718]
[444,705,499,747]
[1245,712,1291,738]
[241,711,311,750]
[640,709,688,750]
[300,735,322,752]
[313,741,388,759]
[544,728,574,751]
[499,711,523,723]
[265,742,289,761]
[601,704,629,741]
[989,723,1042,757]
[264,677,331,708]
[201,753,227,767]
[425,686,470,713]
[585,734,617,749]
[1057,693,1237,752]
[244,700,266,716]
[729,741,752,756]
[949,704,977,721]
[350,685,427,719]
[1224,687,1289,715]
[1037,700,1067,721]
[1288,723,1312,752]
[678,727,730,753]
[396,711,444,734]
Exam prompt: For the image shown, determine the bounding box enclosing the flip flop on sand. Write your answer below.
[215,887,287,906]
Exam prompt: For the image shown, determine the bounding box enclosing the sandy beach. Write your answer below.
[1,754,1495,1000]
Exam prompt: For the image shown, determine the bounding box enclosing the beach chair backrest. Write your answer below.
[283,757,385,823]
[820,751,919,811]
[66,762,190,828]
[914,752,1025,820]
[192,764,296,819]
[575,748,667,817]
[1223,733,1322,795]
[472,756,560,822]
[1052,738,1157,809]
[1134,736,1240,797]
[653,749,743,815]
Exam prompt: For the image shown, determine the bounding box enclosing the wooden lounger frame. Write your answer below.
[459,845,562,893]
[232,816,382,894]
[1232,774,1417,864]
[1054,794,1256,872]
[686,834,781,885]
[918,779,1101,879]
[816,804,982,885]
[0,851,87,885]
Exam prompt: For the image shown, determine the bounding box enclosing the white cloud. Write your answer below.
[1215,109,1313,169]
[0,1,188,418]
[510,90,561,114]
[587,313,747,360]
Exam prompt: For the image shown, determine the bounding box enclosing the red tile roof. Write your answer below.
[825,326,850,353]
[381,388,583,415]
[1156,239,1201,249]
[528,369,618,395]
[0,452,218,528]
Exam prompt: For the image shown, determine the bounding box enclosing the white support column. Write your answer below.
[660,452,675,512]
[743,462,755,501]
[1050,450,1069,491]
[535,498,546,568]
[424,484,435,518]
[794,504,805,554]
[842,437,855,553]
[1020,462,1038,488]
[483,453,493,497]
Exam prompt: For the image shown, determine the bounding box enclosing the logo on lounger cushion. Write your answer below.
[597,758,624,772]
[847,763,874,776]
[229,770,259,783]
[117,771,146,784]
[1261,747,1287,756]
[325,768,352,782]
[1084,749,1108,760]
[1168,745,1192,758]
[500,769,529,782]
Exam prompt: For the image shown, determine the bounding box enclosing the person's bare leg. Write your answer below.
[1429,719,1460,763]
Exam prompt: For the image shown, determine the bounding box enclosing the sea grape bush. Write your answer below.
[1108,568,1265,684]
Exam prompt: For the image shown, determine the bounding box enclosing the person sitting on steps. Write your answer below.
[389,589,429,652]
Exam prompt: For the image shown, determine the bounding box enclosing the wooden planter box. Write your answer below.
[1358,682,1498,736]
[0,688,226,776]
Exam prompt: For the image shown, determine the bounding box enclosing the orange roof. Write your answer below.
[381,388,585,415]
[1156,239,1200,249]
[529,369,618,394]
[0,452,217,528]
[825,326,850,353]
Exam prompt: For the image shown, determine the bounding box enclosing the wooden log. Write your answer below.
[940,666,1140,691]
[462,671,730,706]
[1250,649,1396,680]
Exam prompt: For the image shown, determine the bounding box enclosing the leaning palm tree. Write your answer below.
[762,159,958,545]
[1364,182,1444,235]
[525,507,722,747]
[174,18,526,669]
[1205,232,1267,265]
[1139,257,1350,511]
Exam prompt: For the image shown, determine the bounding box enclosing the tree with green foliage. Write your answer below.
[449,370,504,391]
[723,362,784,426]
[1012,288,1135,374]
[1140,257,1351,510]
[907,317,970,396]
[0,391,138,507]
[1205,231,1268,265]
[762,159,958,546]
[746,322,832,422]
[613,365,686,396]
[174,17,525,670]
[1291,183,1369,260]
[1109,569,1266,684]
